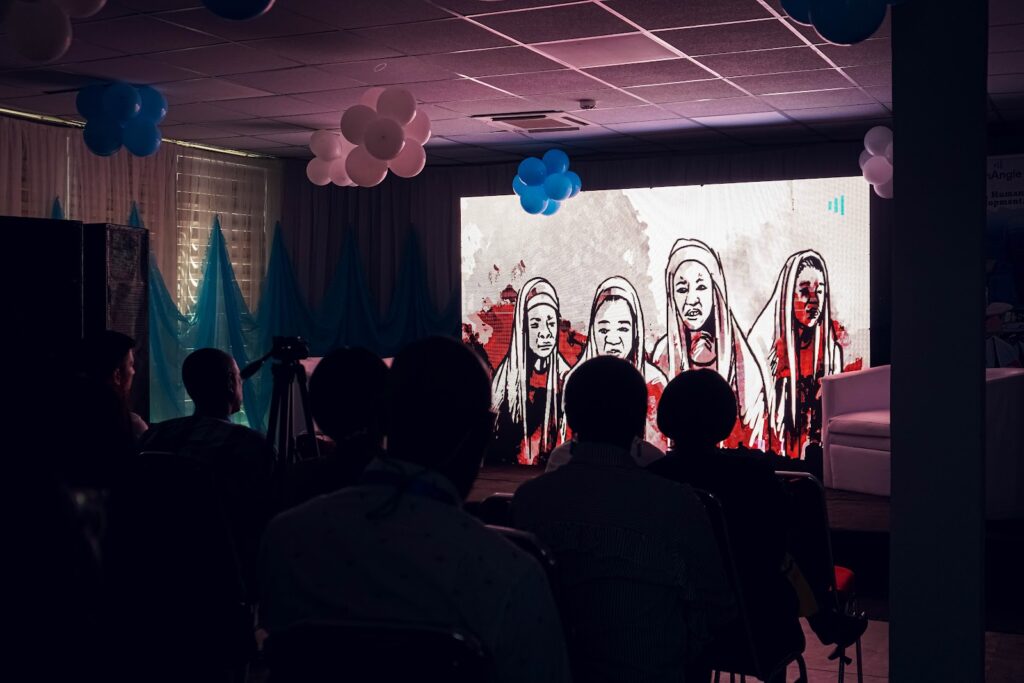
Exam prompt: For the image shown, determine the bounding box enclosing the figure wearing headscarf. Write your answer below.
[572,276,669,451]
[748,250,843,460]
[490,277,571,466]
[652,238,768,448]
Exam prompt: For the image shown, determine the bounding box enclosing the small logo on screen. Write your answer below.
[827,195,845,216]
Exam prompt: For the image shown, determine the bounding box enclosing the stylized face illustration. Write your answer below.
[674,261,713,332]
[594,297,634,360]
[793,265,825,328]
[527,303,558,359]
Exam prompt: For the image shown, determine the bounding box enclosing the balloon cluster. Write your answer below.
[781,0,894,46]
[202,0,274,21]
[513,150,582,216]
[306,130,356,187]
[859,125,893,199]
[76,82,167,158]
[0,0,106,63]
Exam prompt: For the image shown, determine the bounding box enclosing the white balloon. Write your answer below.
[862,155,893,186]
[328,156,351,186]
[858,149,872,169]
[884,141,893,163]
[345,146,388,187]
[309,129,344,160]
[404,109,431,146]
[340,104,377,146]
[874,179,893,199]
[55,0,106,18]
[376,87,417,126]
[864,125,892,157]
[390,141,426,178]
[360,86,385,109]
[9,0,72,63]
[306,158,331,186]
[363,117,405,161]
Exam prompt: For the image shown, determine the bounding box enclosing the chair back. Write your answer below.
[486,524,559,594]
[264,619,493,683]
[776,470,842,596]
[694,488,805,681]
[473,492,515,526]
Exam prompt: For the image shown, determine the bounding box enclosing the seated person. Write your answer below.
[138,347,277,595]
[284,347,388,507]
[81,330,148,438]
[545,435,665,472]
[648,369,866,649]
[259,337,571,683]
[513,356,732,683]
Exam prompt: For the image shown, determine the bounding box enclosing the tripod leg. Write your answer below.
[267,369,282,455]
[296,367,320,458]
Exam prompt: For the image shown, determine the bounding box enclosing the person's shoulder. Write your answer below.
[139,417,189,444]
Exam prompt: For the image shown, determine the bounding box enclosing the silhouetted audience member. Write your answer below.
[514,356,732,683]
[137,347,276,595]
[649,369,866,650]
[81,330,148,438]
[260,337,571,683]
[284,347,388,507]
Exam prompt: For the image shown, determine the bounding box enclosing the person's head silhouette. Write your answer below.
[182,348,243,419]
[81,330,137,401]
[564,356,647,451]
[657,368,737,451]
[309,347,388,446]
[386,337,494,500]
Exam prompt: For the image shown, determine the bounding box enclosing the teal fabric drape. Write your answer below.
[50,197,63,219]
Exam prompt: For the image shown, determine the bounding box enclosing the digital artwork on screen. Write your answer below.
[462,179,870,468]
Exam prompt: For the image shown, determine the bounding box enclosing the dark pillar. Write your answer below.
[890,0,988,680]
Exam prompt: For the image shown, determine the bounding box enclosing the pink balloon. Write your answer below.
[55,0,107,18]
[345,146,388,187]
[864,125,892,157]
[340,104,377,146]
[862,155,893,186]
[404,110,431,146]
[329,156,352,186]
[376,87,417,126]
[389,141,425,179]
[309,129,343,159]
[874,179,893,199]
[9,0,72,63]
[360,86,385,109]
[306,158,331,186]
[858,149,872,169]
[363,117,405,161]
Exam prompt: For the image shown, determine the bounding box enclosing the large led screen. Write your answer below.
[462,178,870,467]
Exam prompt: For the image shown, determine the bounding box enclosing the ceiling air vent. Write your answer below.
[472,110,590,134]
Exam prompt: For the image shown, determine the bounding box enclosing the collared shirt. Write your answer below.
[545,438,665,473]
[259,457,572,683]
[514,441,733,683]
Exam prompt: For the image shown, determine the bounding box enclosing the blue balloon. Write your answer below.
[543,173,573,201]
[565,171,582,198]
[103,82,141,122]
[518,157,547,186]
[541,200,561,216]
[542,148,569,175]
[809,0,887,46]
[76,84,106,120]
[124,120,162,157]
[781,0,811,25]
[203,0,276,21]
[83,120,123,157]
[512,175,528,196]
[137,86,168,123]
[520,185,548,215]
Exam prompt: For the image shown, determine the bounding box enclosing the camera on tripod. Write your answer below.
[269,336,310,364]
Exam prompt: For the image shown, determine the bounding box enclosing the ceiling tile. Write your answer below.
[627,79,744,104]
[578,105,675,124]
[405,79,509,103]
[604,118,702,134]
[0,83,31,99]
[353,19,511,56]
[842,64,890,88]
[433,97,540,116]
[611,0,773,30]
[290,0,451,30]
[247,32,402,65]
[760,88,871,110]
[61,55,203,84]
[989,25,1024,53]
[156,44,300,76]
[160,78,272,104]
[697,47,831,77]
[529,89,643,112]
[216,119,310,136]
[291,87,368,110]
[413,103,463,121]
[421,47,561,77]
[0,69,100,92]
[585,58,711,87]
[162,102,253,124]
[2,91,79,116]
[731,68,850,95]
[819,39,890,67]
[274,112,345,129]
[74,17,223,55]
[991,0,1024,25]
[865,85,891,103]
[257,130,326,145]
[217,94,337,117]
[434,0,583,16]
[162,123,245,140]
[0,39,124,71]
[657,19,804,57]
[784,103,891,122]
[475,5,635,44]
[226,66,359,95]
[692,110,791,127]
[318,56,454,85]
[990,73,1024,94]
[429,118,499,136]
[990,51,1024,76]
[534,34,676,69]
[199,136,284,150]
[664,96,774,117]
[725,123,824,144]
[158,7,327,40]
[481,69,601,96]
